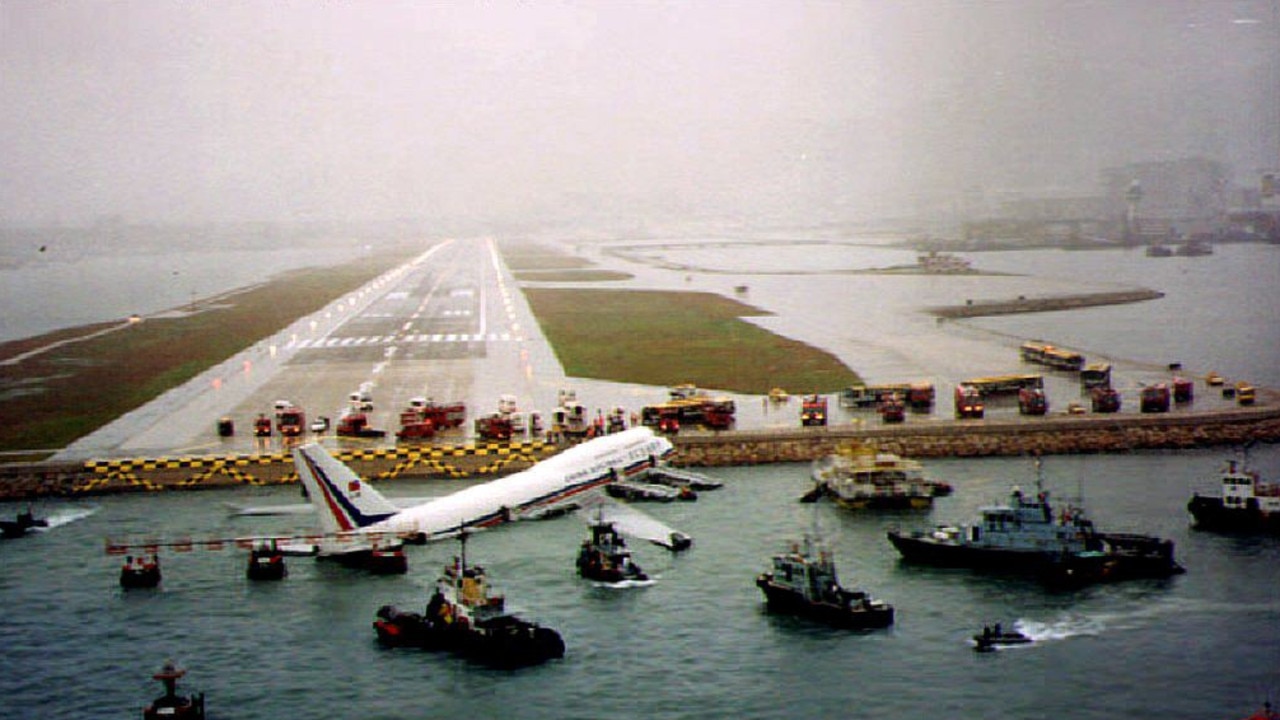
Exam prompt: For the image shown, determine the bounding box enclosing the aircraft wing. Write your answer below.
[579,496,692,551]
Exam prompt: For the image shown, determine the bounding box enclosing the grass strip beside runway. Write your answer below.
[523,288,861,395]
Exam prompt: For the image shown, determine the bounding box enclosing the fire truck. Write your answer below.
[1091,387,1121,413]
[641,385,735,430]
[800,395,828,426]
[1140,384,1171,413]
[1017,387,1048,415]
[954,385,985,419]
[906,382,935,410]
[879,394,906,423]
[475,413,514,442]
[253,414,272,437]
[1172,377,1194,403]
[397,398,467,441]
[276,405,306,437]
[336,411,386,438]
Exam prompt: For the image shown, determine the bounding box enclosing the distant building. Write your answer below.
[917,251,972,273]
[1100,157,1230,223]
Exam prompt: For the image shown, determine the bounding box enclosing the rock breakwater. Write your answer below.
[2,405,1277,501]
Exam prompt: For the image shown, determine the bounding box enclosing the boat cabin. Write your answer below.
[966,486,1095,550]
[1220,461,1280,513]
[768,539,840,600]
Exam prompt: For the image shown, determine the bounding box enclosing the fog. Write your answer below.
[2,1,1276,232]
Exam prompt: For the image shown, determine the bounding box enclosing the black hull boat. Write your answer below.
[373,604,566,668]
[1188,496,1280,534]
[142,661,205,720]
[887,460,1184,588]
[120,555,162,589]
[1040,534,1185,589]
[972,625,1032,652]
[373,535,564,668]
[246,543,287,581]
[577,518,648,584]
[756,581,894,629]
[756,534,894,630]
[1188,459,1280,535]
[1,509,48,539]
[887,530,1057,572]
[886,529,1184,586]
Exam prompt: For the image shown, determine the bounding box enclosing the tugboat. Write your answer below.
[373,534,565,668]
[804,446,951,509]
[577,516,649,583]
[1,507,48,539]
[142,661,205,719]
[1188,457,1280,535]
[755,533,894,629]
[246,540,287,581]
[887,459,1185,586]
[120,554,162,589]
[972,623,1032,652]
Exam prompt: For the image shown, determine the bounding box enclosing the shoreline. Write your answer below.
[3,399,1276,501]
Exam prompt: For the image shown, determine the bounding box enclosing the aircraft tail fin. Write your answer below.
[292,444,399,535]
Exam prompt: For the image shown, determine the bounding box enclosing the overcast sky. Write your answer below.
[2,1,1276,230]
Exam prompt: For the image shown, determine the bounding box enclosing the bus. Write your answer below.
[1081,363,1112,389]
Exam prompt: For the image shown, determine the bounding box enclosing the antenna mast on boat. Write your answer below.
[1033,454,1045,495]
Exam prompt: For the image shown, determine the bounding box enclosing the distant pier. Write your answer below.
[930,289,1165,319]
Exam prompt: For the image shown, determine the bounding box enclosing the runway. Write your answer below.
[51,238,1271,463]
[55,238,570,460]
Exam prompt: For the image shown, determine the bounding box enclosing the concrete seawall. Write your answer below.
[2,403,1278,501]
[671,405,1280,466]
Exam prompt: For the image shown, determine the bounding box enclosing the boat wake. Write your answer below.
[1014,615,1106,644]
[593,577,657,589]
[1008,597,1240,646]
[36,506,98,529]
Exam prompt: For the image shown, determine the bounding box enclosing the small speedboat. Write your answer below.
[1,508,48,539]
[973,624,1032,652]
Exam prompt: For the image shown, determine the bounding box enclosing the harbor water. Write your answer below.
[2,450,1278,719]
[0,241,371,344]
[2,239,1279,718]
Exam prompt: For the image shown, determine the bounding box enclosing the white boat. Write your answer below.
[805,446,951,509]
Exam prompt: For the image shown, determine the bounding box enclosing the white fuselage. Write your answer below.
[369,428,673,539]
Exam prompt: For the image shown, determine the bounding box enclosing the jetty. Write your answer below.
[930,289,1165,319]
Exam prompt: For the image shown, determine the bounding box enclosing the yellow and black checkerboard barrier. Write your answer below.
[74,440,560,494]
